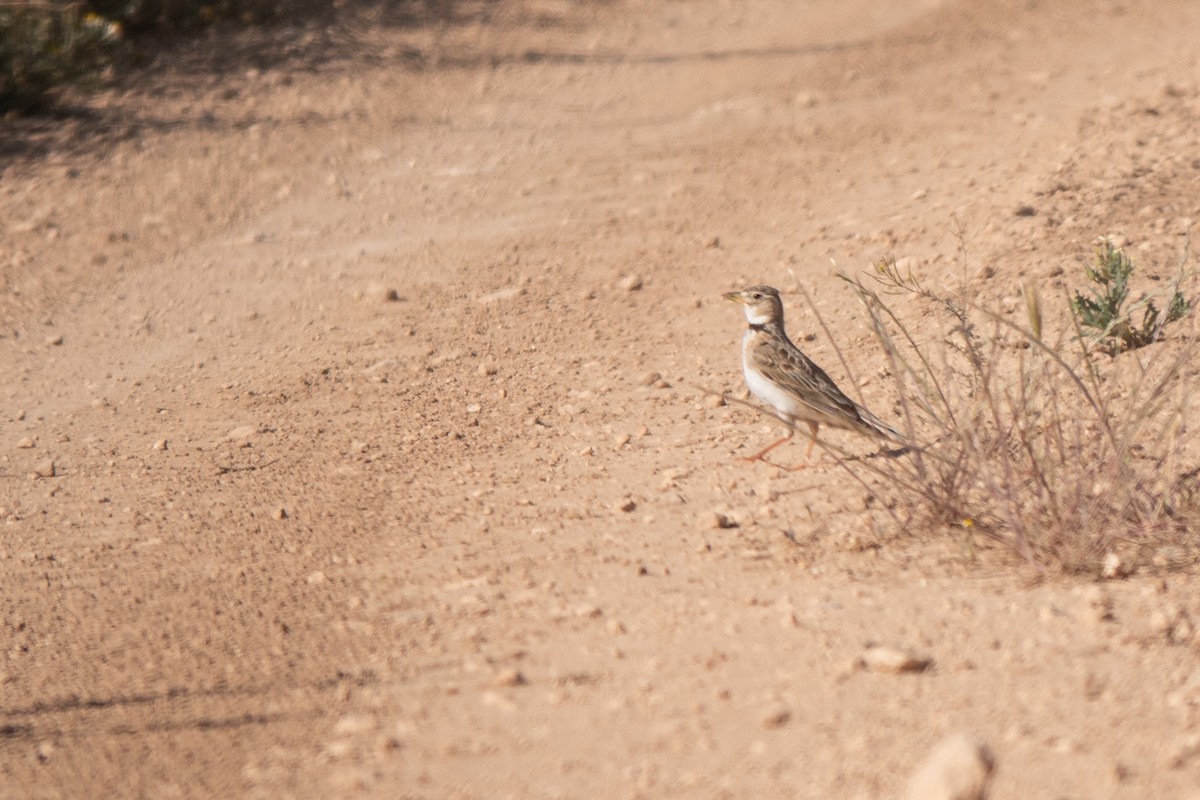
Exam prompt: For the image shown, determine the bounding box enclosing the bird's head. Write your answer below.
[724,285,784,326]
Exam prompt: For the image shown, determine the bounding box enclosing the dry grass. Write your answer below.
[786,238,1200,574]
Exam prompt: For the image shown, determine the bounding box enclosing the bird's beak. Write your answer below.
[724,291,746,304]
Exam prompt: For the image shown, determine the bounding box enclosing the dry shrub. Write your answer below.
[799,241,1199,574]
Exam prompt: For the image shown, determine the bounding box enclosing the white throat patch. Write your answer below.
[744,305,774,326]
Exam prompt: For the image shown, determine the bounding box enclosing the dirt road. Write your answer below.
[4,0,1200,796]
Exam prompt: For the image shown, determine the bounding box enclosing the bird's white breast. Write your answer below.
[742,332,804,421]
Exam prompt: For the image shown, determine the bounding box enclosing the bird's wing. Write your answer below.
[751,336,863,425]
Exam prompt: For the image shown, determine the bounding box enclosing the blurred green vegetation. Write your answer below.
[1,3,116,112]
[1,0,325,113]
[86,0,296,33]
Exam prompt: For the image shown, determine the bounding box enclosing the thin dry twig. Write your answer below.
[215,458,279,476]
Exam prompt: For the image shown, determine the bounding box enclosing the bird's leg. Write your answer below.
[804,421,820,460]
[742,426,793,463]
[785,422,821,471]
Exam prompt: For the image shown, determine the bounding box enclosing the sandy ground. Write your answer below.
[5,0,1200,797]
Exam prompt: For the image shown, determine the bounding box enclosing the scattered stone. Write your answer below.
[476,286,526,304]
[151,439,167,451]
[658,467,689,490]
[494,668,526,687]
[366,284,400,303]
[365,358,401,374]
[305,571,328,585]
[31,459,55,479]
[1081,670,1107,700]
[45,335,63,347]
[350,440,368,454]
[272,507,288,520]
[324,740,351,759]
[616,498,637,513]
[762,704,792,728]
[1014,204,1037,217]
[1167,732,1200,769]
[458,594,491,615]
[572,604,603,619]
[333,714,375,736]
[1038,604,1066,624]
[1150,603,1194,643]
[374,734,404,754]
[16,437,34,449]
[910,188,928,201]
[617,274,643,292]
[705,511,738,530]
[36,740,55,762]
[15,410,26,421]
[1076,584,1114,625]
[1100,552,1130,579]
[637,371,662,387]
[1167,670,1200,710]
[705,235,721,248]
[480,691,516,711]
[704,393,726,408]
[859,644,932,673]
[905,734,994,800]
[227,425,257,440]
[794,91,820,108]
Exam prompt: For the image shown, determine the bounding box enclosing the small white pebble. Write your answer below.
[859,645,931,673]
[905,734,994,800]
[1100,552,1129,579]
[617,274,643,292]
[637,371,661,387]
[494,668,526,687]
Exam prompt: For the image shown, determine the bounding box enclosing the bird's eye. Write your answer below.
[751,292,761,299]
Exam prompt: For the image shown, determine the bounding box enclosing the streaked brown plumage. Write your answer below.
[724,285,903,464]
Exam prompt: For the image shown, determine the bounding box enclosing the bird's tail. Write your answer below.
[856,404,907,445]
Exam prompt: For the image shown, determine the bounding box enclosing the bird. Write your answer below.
[724,284,905,466]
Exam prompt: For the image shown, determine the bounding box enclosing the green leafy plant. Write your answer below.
[1070,236,1190,354]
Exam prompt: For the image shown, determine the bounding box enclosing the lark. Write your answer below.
[725,285,904,465]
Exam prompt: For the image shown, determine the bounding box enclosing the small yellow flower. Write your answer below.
[961,518,974,528]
